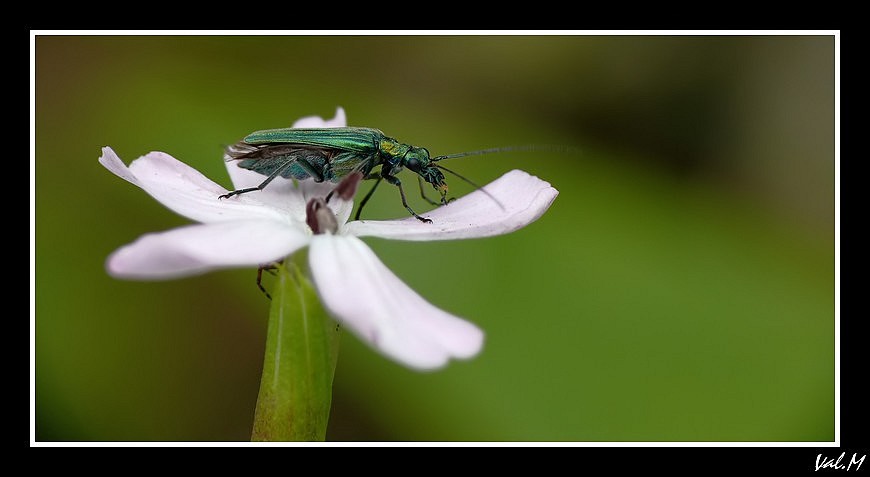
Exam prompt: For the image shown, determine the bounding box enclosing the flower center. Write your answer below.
[307,172,365,234]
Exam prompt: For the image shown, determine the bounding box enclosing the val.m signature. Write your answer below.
[816,452,866,471]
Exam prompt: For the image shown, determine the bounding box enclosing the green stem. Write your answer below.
[251,254,340,441]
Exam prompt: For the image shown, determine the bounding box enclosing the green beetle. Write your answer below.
[221,126,508,222]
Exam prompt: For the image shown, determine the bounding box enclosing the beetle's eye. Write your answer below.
[406,157,421,171]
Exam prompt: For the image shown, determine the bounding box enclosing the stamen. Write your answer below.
[306,198,338,235]
[334,171,364,201]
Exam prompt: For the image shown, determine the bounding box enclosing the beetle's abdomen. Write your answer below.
[237,156,331,181]
[231,144,334,182]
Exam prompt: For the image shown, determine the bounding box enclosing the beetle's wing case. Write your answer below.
[242,127,384,152]
[225,127,386,182]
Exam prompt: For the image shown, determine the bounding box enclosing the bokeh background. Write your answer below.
[35,35,834,441]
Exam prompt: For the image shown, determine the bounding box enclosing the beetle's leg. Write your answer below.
[417,176,442,206]
[219,159,295,199]
[354,175,382,221]
[383,174,432,223]
[294,158,325,182]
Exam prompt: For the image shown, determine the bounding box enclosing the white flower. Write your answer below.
[100,107,558,370]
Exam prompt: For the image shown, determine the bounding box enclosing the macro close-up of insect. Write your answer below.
[220,126,518,222]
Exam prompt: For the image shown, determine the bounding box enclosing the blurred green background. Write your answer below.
[35,35,834,441]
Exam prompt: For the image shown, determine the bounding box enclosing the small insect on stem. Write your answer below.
[222,125,566,222]
[257,263,279,300]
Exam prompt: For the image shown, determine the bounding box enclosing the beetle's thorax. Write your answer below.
[378,137,411,164]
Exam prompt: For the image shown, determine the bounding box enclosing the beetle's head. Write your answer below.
[404,147,448,202]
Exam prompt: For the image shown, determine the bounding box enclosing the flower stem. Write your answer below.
[251,254,340,441]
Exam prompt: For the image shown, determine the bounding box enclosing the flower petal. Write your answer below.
[99,146,140,186]
[344,169,558,241]
[309,234,484,370]
[107,220,310,279]
[101,147,287,224]
[223,169,345,222]
[292,106,347,128]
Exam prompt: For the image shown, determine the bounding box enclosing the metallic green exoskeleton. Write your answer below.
[221,127,454,223]
[221,126,533,222]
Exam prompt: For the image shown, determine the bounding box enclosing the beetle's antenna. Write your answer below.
[431,144,574,162]
[432,146,531,162]
[435,164,505,211]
